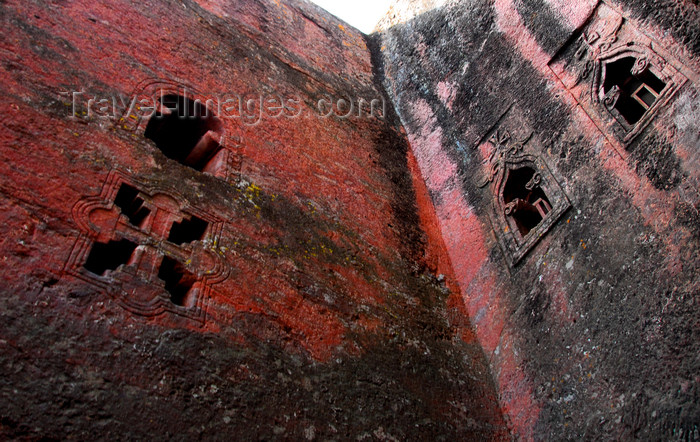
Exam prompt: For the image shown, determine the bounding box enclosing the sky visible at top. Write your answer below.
[308,0,394,34]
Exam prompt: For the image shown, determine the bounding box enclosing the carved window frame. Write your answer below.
[479,132,571,266]
[65,170,229,323]
[590,43,687,144]
[548,2,690,149]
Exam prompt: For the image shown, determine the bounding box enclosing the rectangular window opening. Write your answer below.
[158,256,197,307]
[114,183,151,228]
[632,84,659,109]
[167,215,209,245]
[84,238,138,276]
[533,198,552,218]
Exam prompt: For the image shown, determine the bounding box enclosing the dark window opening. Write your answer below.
[114,183,150,227]
[503,167,552,237]
[84,238,138,276]
[633,84,657,107]
[144,94,223,171]
[603,57,666,125]
[167,215,209,245]
[158,256,197,307]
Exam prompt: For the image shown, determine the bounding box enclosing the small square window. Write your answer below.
[601,56,667,126]
[632,83,658,109]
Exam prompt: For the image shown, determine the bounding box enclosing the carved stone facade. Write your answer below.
[379,0,699,439]
[1,0,699,439]
[478,130,570,266]
[549,1,690,147]
[67,170,229,323]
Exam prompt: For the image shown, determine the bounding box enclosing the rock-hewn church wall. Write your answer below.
[377,0,700,438]
[0,0,508,438]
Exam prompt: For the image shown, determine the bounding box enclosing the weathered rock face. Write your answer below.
[2,0,698,438]
[377,0,700,439]
[0,0,509,439]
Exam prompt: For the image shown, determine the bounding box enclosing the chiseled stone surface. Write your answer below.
[377,0,699,439]
[1,0,698,439]
[0,0,507,439]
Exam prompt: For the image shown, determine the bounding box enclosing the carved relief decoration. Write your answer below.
[479,131,571,266]
[66,170,229,323]
[549,2,689,146]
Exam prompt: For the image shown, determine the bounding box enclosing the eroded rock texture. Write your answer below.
[377,0,700,439]
[0,0,698,439]
[0,0,508,439]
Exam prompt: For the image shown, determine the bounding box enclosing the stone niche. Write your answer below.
[117,78,243,183]
[476,116,571,267]
[66,170,229,323]
[548,1,690,149]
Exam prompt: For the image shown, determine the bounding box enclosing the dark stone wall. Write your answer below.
[2,0,698,438]
[377,0,700,439]
[0,0,508,438]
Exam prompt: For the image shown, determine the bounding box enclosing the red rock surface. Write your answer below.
[378,0,700,439]
[0,0,510,439]
[1,0,698,439]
